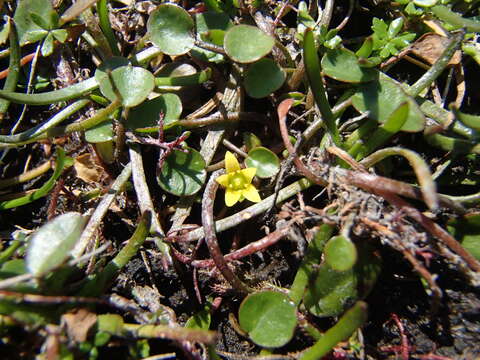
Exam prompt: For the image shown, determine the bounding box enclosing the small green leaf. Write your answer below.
[321,48,377,83]
[224,25,274,63]
[185,308,211,330]
[387,17,404,39]
[243,132,262,152]
[40,32,54,56]
[126,94,182,131]
[23,29,48,43]
[452,106,480,132]
[30,12,51,30]
[97,314,125,336]
[352,72,425,132]
[244,58,286,98]
[356,36,373,58]
[85,120,113,143]
[51,29,68,43]
[239,291,297,348]
[14,0,54,44]
[26,212,87,277]
[147,4,194,56]
[157,147,206,196]
[324,235,358,272]
[97,65,155,108]
[245,147,280,178]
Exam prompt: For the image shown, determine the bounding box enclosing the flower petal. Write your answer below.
[242,184,261,203]
[225,188,242,207]
[225,151,240,173]
[216,173,230,188]
[240,167,256,184]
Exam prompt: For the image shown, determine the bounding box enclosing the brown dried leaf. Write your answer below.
[410,33,461,66]
[62,308,97,343]
[74,153,105,184]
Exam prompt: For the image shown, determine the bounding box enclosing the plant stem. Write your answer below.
[0,18,20,121]
[202,170,251,294]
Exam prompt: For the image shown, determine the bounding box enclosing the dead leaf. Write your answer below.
[62,308,97,343]
[74,153,105,184]
[410,33,461,66]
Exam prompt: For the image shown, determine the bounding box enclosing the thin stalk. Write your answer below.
[0,77,98,105]
[303,29,341,146]
[408,31,464,98]
[202,170,251,294]
[71,162,132,257]
[0,148,66,210]
[431,5,480,32]
[0,99,90,143]
[300,302,368,360]
[0,18,20,120]
[360,147,438,211]
[0,160,51,189]
[97,0,120,56]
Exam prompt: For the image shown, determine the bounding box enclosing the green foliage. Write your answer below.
[244,58,286,98]
[157,147,207,196]
[224,25,275,63]
[370,17,416,59]
[239,291,297,348]
[245,147,280,178]
[26,212,86,276]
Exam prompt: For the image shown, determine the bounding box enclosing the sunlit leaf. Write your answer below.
[244,58,286,98]
[224,25,274,63]
[147,4,194,56]
[26,212,87,276]
[239,291,297,348]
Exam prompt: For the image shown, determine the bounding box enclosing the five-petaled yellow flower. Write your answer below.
[216,151,261,207]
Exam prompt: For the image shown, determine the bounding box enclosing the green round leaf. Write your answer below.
[352,72,425,132]
[245,147,280,178]
[26,212,87,276]
[126,94,183,131]
[304,265,358,317]
[321,48,377,83]
[324,236,358,271]
[244,58,286,98]
[147,4,194,56]
[239,291,297,348]
[97,65,155,108]
[224,25,275,63]
[85,120,113,143]
[157,147,206,196]
[14,0,55,45]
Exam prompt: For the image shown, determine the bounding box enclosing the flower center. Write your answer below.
[229,172,246,190]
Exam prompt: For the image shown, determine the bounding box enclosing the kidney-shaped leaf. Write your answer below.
[352,72,425,132]
[244,58,286,98]
[322,48,377,83]
[239,291,297,348]
[14,0,54,45]
[147,4,194,56]
[97,65,155,108]
[245,147,280,178]
[157,147,206,196]
[224,25,274,63]
[26,212,87,276]
[126,94,182,131]
[324,235,358,271]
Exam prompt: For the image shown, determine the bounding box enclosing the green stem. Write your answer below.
[155,68,212,87]
[79,212,151,295]
[0,160,51,189]
[360,147,438,211]
[303,29,341,147]
[425,133,480,154]
[0,148,66,210]
[0,18,20,120]
[0,241,21,266]
[431,5,480,32]
[407,31,463,98]
[0,77,98,105]
[300,301,368,360]
[0,99,90,143]
[97,0,120,56]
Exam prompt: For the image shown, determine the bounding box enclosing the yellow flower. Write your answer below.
[216,151,261,207]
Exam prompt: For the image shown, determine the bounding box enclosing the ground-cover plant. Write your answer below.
[0,0,480,359]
